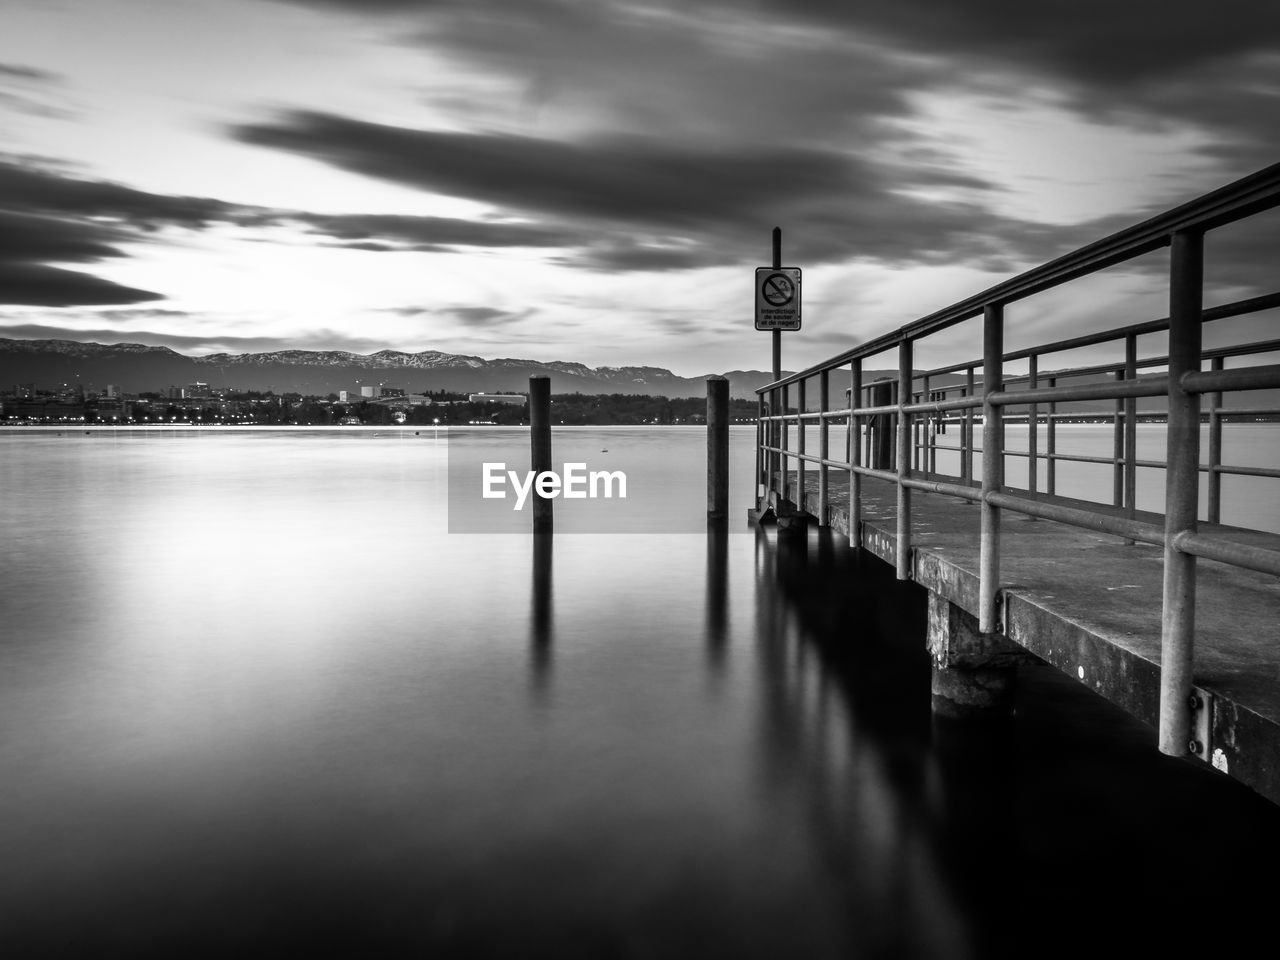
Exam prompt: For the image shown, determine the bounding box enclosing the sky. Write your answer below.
[1,0,1278,377]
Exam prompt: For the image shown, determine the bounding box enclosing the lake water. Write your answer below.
[2,425,1279,958]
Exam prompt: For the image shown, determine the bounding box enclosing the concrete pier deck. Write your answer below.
[770,472,1280,804]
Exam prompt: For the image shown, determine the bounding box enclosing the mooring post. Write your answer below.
[1158,229,1204,758]
[707,376,729,527]
[529,375,552,534]
[870,379,893,470]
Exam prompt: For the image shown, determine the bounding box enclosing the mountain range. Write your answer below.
[0,339,795,400]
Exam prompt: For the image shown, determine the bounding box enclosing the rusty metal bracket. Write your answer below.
[1187,686,1213,762]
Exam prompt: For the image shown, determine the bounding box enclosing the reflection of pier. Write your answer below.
[749,527,980,958]
[753,163,1280,805]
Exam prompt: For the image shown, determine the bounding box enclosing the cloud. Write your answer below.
[293,211,574,251]
[270,0,1280,193]
[0,61,72,119]
[234,109,1074,272]
[0,264,163,307]
[0,155,583,306]
[379,305,533,327]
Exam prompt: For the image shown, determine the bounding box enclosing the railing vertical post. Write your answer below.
[921,374,931,474]
[963,367,975,485]
[1028,354,1038,505]
[756,394,764,500]
[781,383,790,505]
[707,376,729,527]
[819,369,829,526]
[529,375,553,534]
[1047,376,1057,497]
[1113,367,1125,508]
[1158,229,1204,758]
[1125,334,1138,542]
[851,360,862,545]
[979,304,1004,634]
[896,338,913,580]
[797,377,807,513]
[1208,355,1224,525]
[771,386,780,496]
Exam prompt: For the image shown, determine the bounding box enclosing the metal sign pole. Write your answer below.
[771,227,781,500]
[772,226,782,382]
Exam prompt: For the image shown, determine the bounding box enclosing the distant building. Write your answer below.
[468,393,526,405]
[183,382,211,399]
[360,385,381,398]
[104,384,120,398]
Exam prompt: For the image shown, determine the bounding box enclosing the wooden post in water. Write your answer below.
[870,379,893,470]
[529,375,552,534]
[707,376,729,527]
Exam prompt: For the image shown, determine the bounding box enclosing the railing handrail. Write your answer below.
[757,162,1280,394]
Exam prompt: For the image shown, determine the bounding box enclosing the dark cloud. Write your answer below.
[0,210,133,264]
[760,1,1280,85]
[294,212,573,251]
[377,305,532,327]
[449,306,531,327]
[234,109,1077,272]
[0,61,72,118]
[0,155,586,306]
[0,64,60,82]
[0,264,163,307]
[0,159,244,228]
[272,0,1280,186]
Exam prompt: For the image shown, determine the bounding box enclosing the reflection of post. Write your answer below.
[705,526,728,667]
[529,375,552,534]
[530,532,553,681]
[707,376,729,527]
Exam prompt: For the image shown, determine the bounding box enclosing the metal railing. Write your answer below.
[754,162,1280,759]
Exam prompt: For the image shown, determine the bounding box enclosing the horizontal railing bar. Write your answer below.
[853,403,900,417]
[1213,464,1280,478]
[901,476,982,500]
[985,491,1167,545]
[901,396,983,415]
[1182,364,1280,394]
[1173,531,1280,577]
[990,378,1169,406]
[854,465,899,483]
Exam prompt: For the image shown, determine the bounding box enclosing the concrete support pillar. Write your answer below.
[927,591,1021,719]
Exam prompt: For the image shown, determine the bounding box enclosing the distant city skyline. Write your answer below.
[2,0,1277,376]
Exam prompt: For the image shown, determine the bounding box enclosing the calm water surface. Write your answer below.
[2,426,1278,958]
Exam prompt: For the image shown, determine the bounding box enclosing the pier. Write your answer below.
[750,163,1280,805]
